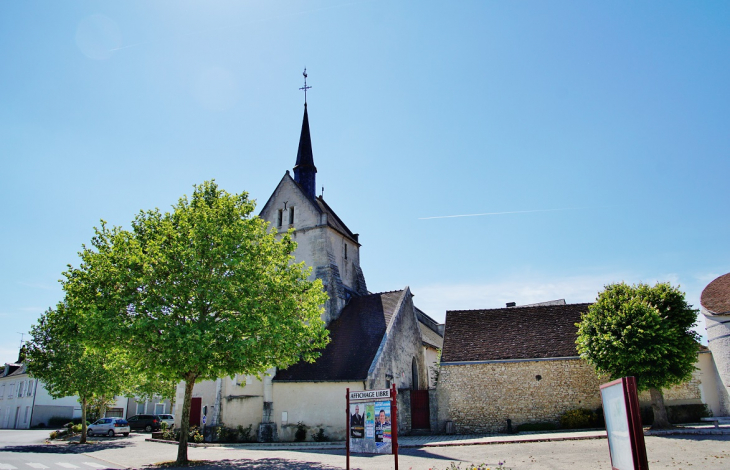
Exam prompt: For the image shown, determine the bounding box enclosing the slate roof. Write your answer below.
[441,303,591,363]
[294,104,316,172]
[259,173,360,245]
[274,290,406,382]
[701,272,730,315]
[415,307,444,349]
[2,362,25,378]
[313,195,359,244]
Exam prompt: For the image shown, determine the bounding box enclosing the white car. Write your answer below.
[88,417,131,437]
[158,414,175,429]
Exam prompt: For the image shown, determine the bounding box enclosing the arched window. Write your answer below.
[411,357,419,391]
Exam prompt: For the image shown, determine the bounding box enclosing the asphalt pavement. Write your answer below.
[1,426,729,469]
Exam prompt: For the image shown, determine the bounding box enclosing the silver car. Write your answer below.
[158,414,175,429]
[88,417,131,437]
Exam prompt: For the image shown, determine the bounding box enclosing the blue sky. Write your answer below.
[2,1,729,361]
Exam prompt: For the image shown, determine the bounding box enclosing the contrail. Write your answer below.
[419,208,577,220]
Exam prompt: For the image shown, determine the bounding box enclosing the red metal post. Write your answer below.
[346,388,350,470]
[392,383,398,470]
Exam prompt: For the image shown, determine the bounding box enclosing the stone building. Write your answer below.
[700,272,730,415]
[436,302,718,433]
[174,102,443,441]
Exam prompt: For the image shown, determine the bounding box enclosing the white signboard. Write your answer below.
[349,389,391,401]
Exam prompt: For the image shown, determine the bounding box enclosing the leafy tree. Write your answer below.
[25,303,127,443]
[64,181,329,463]
[576,282,700,429]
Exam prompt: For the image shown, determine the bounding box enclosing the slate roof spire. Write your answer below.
[294,69,317,199]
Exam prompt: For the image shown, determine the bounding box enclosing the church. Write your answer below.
[174,98,444,441]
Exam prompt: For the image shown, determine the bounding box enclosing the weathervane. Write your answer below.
[299,68,312,105]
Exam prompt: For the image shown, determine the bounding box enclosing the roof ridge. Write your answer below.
[446,302,592,313]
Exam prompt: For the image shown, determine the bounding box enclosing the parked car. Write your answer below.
[87,418,130,437]
[158,414,175,429]
[126,414,162,432]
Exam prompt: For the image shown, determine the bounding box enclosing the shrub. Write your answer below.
[639,404,712,426]
[189,426,204,443]
[311,427,328,442]
[161,421,168,431]
[71,424,83,433]
[48,417,72,428]
[49,431,58,439]
[294,422,307,442]
[560,409,596,429]
[237,424,254,442]
[515,422,558,432]
[161,428,177,441]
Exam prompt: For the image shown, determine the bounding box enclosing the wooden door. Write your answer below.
[189,397,202,427]
[410,390,430,429]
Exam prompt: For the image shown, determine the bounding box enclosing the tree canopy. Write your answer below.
[576,282,700,428]
[25,302,128,443]
[64,181,329,462]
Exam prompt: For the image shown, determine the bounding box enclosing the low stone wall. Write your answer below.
[437,358,705,433]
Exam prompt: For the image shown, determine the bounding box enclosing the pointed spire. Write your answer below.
[294,70,317,199]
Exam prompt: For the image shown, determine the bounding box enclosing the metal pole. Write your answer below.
[346,388,350,470]
[392,383,398,470]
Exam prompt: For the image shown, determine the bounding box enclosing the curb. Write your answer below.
[145,438,344,449]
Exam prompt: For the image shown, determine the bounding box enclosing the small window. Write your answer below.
[136,402,146,414]
[289,206,294,225]
[18,382,25,397]
[344,244,348,260]
[155,403,165,415]
[27,380,34,396]
[24,406,30,423]
[277,209,283,227]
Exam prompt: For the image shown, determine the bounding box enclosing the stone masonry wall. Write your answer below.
[437,358,706,434]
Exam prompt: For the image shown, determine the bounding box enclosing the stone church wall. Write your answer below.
[259,174,365,325]
[365,290,429,433]
[437,357,707,434]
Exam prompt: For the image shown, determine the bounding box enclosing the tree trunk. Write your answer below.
[80,396,88,444]
[99,395,107,420]
[649,387,671,429]
[176,374,196,464]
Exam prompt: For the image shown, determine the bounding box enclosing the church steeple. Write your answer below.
[294,69,317,199]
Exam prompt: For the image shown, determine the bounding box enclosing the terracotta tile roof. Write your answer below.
[274,290,406,382]
[701,272,730,315]
[441,303,591,363]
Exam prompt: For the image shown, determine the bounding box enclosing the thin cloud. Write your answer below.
[419,207,577,220]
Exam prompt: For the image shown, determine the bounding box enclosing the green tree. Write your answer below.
[576,282,700,429]
[64,181,329,463]
[25,303,128,443]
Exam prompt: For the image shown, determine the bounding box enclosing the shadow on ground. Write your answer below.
[143,458,344,470]
[141,448,460,470]
[0,441,134,454]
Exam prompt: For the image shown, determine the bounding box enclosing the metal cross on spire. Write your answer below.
[299,68,312,105]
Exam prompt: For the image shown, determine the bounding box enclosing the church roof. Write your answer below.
[294,105,316,173]
[313,194,359,244]
[274,290,406,382]
[441,303,591,363]
[701,272,730,315]
[259,172,360,245]
[415,307,444,349]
